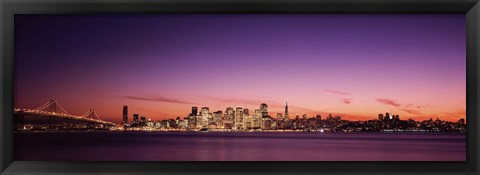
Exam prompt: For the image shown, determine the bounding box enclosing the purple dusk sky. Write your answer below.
[14,14,466,123]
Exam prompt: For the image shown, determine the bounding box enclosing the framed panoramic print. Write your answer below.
[1,0,479,175]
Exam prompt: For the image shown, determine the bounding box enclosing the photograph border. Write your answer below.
[1,0,479,174]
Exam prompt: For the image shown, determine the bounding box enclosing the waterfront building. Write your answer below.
[179,118,189,129]
[140,116,146,127]
[122,105,128,126]
[188,107,198,129]
[262,116,274,130]
[146,119,154,128]
[197,107,210,128]
[260,103,268,117]
[213,110,223,128]
[133,114,139,127]
[253,109,262,129]
[224,107,235,129]
[176,117,180,125]
[284,101,289,119]
[235,107,244,130]
[154,121,162,129]
[192,107,198,116]
[244,114,253,129]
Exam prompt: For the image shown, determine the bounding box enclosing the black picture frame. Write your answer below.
[1,0,479,174]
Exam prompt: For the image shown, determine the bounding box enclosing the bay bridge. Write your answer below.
[14,100,117,130]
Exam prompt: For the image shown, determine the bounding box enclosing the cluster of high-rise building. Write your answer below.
[122,102,282,131]
[120,102,467,132]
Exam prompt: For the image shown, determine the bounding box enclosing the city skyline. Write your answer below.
[109,101,466,133]
[14,14,466,122]
[118,101,466,125]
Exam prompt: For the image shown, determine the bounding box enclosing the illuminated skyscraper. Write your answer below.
[122,105,128,126]
[260,103,268,117]
[176,117,181,125]
[201,107,209,115]
[224,107,235,129]
[189,107,198,129]
[253,109,262,128]
[199,107,210,128]
[213,110,223,127]
[284,101,289,119]
[235,107,244,130]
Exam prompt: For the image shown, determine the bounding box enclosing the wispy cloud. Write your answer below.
[121,95,193,104]
[343,98,353,104]
[324,89,350,95]
[400,108,423,115]
[444,109,466,116]
[376,98,401,107]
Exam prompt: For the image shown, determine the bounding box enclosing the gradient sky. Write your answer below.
[14,14,466,123]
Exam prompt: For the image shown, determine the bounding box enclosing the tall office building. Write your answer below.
[253,109,262,128]
[133,114,139,127]
[189,107,198,129]
[378,113,384,121]
[224,107,235,129]
[192,107,198,116]
[243,108,250,116]
[285,101,289,119]
[213,110,223,127]
[260,103,268,117]
[199,107,210,128]
[140,116,146,127]
[235,107,244,130]
[122,105,128,126]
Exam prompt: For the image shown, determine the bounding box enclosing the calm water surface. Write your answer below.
[15,131,466,161]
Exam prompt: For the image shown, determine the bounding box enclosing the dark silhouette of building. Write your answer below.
[284,101,289,119]
[133,114,139,127]
[378,113,384,121]
[192,107,198,116]
[122,105,128,126]
[140,116,146,127]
